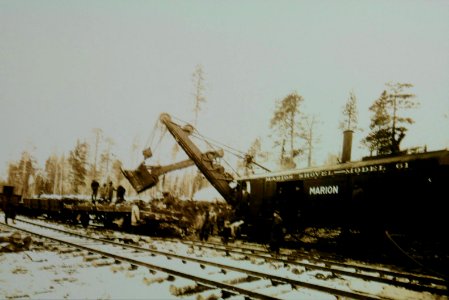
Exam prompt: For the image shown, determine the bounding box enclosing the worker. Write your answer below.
[91,180,99,203]
[199,210,211,241]
[116,185,126,204]
[269,210,284,254]
[131,203,141,227]
[2,186,17,224]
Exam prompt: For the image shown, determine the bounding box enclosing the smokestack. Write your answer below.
[341,130,353,163]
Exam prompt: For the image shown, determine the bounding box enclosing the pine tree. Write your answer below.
[362,91,391,155]
[300,115,320,167]
[7,162,21,189]
[68,140,89,194]
[340,90,359,131]
[7,151,36,197]
[362,83,418,155]
[99,137,115,182]
[44,154,59,194]
[34,171,46,196]
[270,91,304,169]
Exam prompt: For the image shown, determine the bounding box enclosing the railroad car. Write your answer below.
[237,149,449,240]
[3,192,204,237]
[16,196,134,228]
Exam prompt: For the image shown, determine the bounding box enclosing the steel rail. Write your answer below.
[2,221,275,300]
[161,238,448,296]
[10,218,383,300]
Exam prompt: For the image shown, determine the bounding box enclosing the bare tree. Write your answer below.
[192,64,206,126]
[111,158,124,185]
[386,82,419,153]
[300,115,320,167]
[91,128,102,179]
[131,136,141,166]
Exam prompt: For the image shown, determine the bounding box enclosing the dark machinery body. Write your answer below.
[239,150,449,238]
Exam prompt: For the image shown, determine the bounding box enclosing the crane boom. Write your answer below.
[159,113,236,204]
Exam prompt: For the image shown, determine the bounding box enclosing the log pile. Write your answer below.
[0,231,32,252]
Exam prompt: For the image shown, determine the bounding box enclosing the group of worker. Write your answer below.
[194,206,283,253]
[91,180,126,204]
[193,207,221,242]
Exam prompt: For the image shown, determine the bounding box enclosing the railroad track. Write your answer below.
[3,217,448,299]
[173,238,448,296]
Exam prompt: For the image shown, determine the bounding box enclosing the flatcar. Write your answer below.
[2,190,212,237]
[16,196,134,228]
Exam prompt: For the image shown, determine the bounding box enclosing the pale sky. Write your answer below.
[1,0,449,179]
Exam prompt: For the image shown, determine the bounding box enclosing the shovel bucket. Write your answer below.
[122,163,159,193]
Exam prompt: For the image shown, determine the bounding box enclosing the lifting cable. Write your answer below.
[190,130,240,177]
[169,115,246,157]
[191,130,271,173]
[190,129,271,172]
[144,118,167,157]
[164,114,270,175]
[144,118,159,149]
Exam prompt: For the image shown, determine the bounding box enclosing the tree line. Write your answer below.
[1,131,125,198]
[248,81,419,171]
[1,64,420,198]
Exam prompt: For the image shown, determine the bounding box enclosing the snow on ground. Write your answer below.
[2,245,441,300]
[0,249,184,299]
[1,217,446,300]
